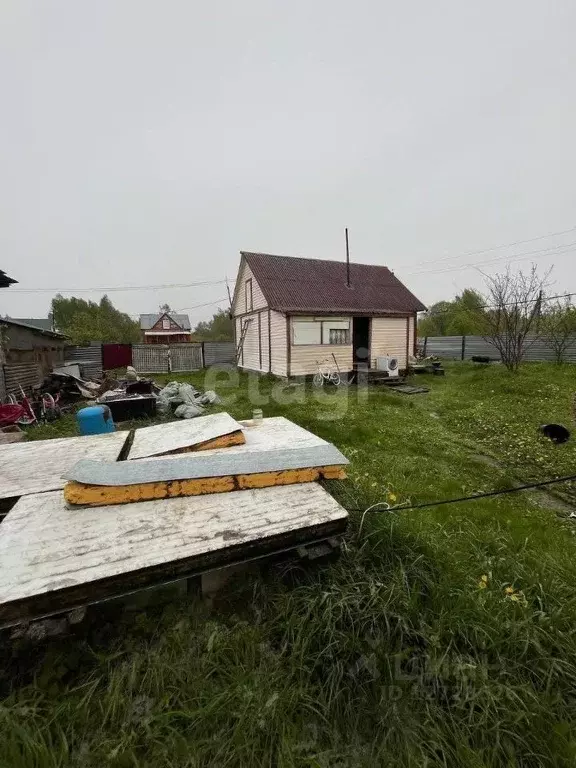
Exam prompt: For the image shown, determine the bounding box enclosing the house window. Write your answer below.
[292,318,350,345]
[329,328,349,345]
[293,321,321,345]
[245,279,253,312]
[162,316,170,330]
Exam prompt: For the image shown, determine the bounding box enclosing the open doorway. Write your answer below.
[352,317,370,367]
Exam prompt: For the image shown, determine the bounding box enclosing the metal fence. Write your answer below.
[203,341,235,366]
[65,343,104,380]
[418,335,576,363]
[132,344,203,373]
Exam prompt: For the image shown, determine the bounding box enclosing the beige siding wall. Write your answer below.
[408,315,415,358]
[260,311,270,372]
[290,345,353,376]
[236,312,261,371]
[270,310,287,376]
[370,317,410,368]
[232,261,267,316]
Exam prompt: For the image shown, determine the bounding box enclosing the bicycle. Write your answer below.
[313,359,341,387]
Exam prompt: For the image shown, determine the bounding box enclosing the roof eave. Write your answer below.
[273,307,425,316]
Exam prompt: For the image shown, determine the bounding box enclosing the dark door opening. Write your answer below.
[352,317,370,368]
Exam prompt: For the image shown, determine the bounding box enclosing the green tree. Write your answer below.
[194,308,233,341]
[418,289,487,336]
[540,298,576,363]
[51,294,140,344]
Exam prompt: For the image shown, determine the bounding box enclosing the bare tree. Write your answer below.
[481,265,551,372]
[540,297,576,364]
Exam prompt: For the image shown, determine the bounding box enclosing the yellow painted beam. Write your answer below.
[64,466,347,507]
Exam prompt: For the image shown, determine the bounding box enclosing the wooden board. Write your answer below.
[0,484,348,626]
[200,417,330,456]
[128,412,245,460]
[0,432,130,500]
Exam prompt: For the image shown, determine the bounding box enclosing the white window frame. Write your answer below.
[292,318,351,345]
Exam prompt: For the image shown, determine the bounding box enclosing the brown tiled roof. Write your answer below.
[241,252,426,314]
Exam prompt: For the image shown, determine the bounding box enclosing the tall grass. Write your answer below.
[2,363,576,766]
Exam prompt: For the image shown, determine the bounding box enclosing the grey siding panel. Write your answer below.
[421,336,464,359]
[203,342,235,366]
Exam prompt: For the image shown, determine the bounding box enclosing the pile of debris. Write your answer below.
[36,366,222,422]
[156,381,220,419]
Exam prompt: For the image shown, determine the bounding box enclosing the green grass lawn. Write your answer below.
[3,363,576,767]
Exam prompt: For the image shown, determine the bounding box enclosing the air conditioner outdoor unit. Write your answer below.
[376,355,400,377]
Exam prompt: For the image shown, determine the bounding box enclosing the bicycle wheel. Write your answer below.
[329,372,341,386]
[312,372,324,387]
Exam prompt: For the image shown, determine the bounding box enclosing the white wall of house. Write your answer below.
[270,310,287,376]
[260,311,270,372]
[408,316,415,359]
[235,313,260,371]
[232,261,267,316]
[370,316,411,368]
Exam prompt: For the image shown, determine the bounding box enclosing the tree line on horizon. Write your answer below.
[51,295,233,345]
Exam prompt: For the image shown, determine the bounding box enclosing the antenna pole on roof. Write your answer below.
[345,228,351,287]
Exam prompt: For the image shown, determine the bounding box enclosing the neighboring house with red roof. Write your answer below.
[231,251,426,376]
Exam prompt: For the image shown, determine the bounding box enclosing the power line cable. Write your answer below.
[420,290,576,317]
[175,297,229,312]
[403,225,576,271]
[8,279,227,294]
[406,241,576,278]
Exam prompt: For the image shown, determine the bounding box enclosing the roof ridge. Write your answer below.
[241,251,391,271]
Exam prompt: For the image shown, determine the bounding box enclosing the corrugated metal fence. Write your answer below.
[65,344,103,380]
[203,342,235,366]
[132,344,203,373]
[418,335,576,363]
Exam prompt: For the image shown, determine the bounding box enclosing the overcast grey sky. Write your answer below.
[1,1,575,325]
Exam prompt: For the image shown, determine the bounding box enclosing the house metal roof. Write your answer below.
[139,313,191,330]
[240,252,426,314]
[0,318,68,339]
[9,318,53,332]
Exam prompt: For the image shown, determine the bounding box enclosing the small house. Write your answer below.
[139,312,192,344]
[231,251,426,376]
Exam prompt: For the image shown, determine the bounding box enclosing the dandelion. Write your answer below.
[388,492,397,503]
[479,575,489,589]
[504,586,515,595]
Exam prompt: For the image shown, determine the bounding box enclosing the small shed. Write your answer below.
[231,252,426,376]
[139,312,192,344]
[0,319,69,398]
